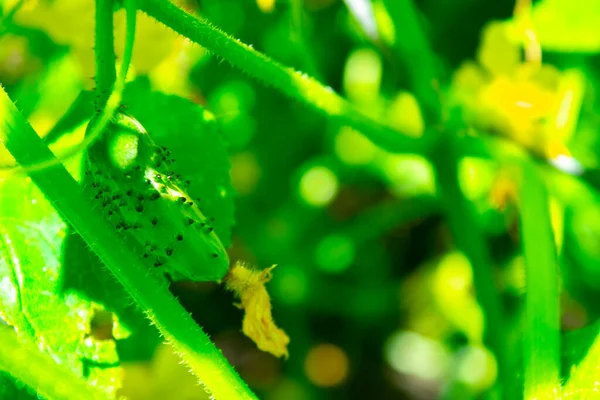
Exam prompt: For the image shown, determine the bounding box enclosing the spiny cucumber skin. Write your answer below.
[83,116,229,282]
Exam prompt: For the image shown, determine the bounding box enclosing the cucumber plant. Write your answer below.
[2,0,600,400]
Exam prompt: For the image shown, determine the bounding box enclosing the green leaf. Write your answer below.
[0,175,120,396]
[122,78,236,248]
[61,231,162,362]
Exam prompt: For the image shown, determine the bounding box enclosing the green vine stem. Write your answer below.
[0,326,111,400]
[518,161,561,399]
[431,133,512,399]
[138,0,428,154]
[95,0,117,107]
[0,88,257,400]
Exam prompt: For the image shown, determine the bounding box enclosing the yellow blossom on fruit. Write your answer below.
[224,262,290,359]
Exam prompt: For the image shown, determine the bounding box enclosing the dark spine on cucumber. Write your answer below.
[83,113,229,282]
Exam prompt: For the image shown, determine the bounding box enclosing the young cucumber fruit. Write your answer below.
[84,113,229,282]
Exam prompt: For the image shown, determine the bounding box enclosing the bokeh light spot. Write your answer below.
[433,252,483,342]
[435,252,473,292]
[271,266,309,306]
[266,379,310,400]
[203,109,216,122]
[503,256,526,293]
[456,345,497,390]
[304,344,350,387]
[299,166,339,207]
[385,91,424,138]
[334,126,377,165]
[315,234,355,273]
[230,152,261,195]
[343,47,382,103]
[458,157,496,201]
[257,0,275,13]
[380,154,435,196]
[384,331,450,381]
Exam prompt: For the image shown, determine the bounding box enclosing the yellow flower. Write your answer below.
[449,20,585,159]
[224,262,290,359]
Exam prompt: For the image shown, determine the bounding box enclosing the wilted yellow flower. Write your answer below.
[224,263,290,359]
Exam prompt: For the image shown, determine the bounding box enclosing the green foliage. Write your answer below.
[61,80,236,361]
[0,168,120,394]
[138,0,430,154]
[1,82,255,399]
[3,0,600,399]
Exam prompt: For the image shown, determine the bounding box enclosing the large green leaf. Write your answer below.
[61,231,162,362]
[0,174,120,396]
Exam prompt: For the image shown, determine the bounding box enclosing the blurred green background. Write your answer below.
[2,0,600,399]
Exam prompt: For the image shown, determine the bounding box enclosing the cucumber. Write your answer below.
[83,113,229,282]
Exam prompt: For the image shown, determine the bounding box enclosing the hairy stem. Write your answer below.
[0,326,111,400]
[0,88,257,400]
[139,0,428,154]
